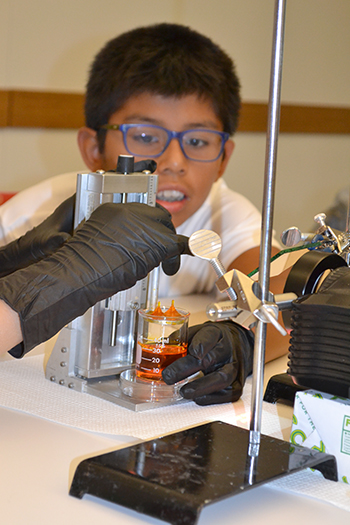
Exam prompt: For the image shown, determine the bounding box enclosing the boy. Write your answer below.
[0,24,262,298]
[0,24,287,404]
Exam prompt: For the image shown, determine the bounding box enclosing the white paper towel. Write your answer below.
[267,469,350,512]
[0,354,280,439]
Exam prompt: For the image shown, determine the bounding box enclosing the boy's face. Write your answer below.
[78,93,234,228]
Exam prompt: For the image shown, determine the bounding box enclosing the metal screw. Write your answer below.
[314,213,327,227]
[128,301,139,310]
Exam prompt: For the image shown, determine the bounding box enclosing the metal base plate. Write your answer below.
[85,374,187,412]
[69,421,337,525]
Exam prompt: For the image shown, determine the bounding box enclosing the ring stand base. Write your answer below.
[70,421,337,525]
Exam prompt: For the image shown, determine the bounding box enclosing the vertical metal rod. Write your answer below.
[146,266,160,310]
[110,191,128,347]
[249,0,287,446]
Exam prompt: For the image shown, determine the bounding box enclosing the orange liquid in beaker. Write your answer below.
[136,342,187,381]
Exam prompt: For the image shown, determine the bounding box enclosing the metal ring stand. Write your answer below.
[69,2,338,522]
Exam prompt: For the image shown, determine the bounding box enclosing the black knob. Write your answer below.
[116,155,134,174]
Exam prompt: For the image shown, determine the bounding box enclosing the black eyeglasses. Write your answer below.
[100,123,229,162]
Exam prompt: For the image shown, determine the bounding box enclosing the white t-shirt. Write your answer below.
[159,178,263,297]
[0,172,77,246]
[0,173,267,297]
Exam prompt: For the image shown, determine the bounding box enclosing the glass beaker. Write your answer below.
[136,302,190,381]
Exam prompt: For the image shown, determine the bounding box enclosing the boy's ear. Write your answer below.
[216,139,235,180]
[77,127,104,171]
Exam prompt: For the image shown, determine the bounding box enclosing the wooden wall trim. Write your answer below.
[0,90,10,127]
[238,102,350,134]
[0,90,85,129]
[0,89,350,134]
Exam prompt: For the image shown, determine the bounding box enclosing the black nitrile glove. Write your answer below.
[0,202,189,357]
[162,320,254,405]
[0,194,75,278]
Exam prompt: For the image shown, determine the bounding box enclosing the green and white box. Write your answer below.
[291,390,350,484]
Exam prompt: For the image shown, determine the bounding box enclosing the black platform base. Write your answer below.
[264,372,307,405]
[69,421,337,525]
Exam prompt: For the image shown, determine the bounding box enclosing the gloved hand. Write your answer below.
[162,320,254,405]
[0,202,189,357]
[0,194,75,278]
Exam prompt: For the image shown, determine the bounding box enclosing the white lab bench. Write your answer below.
[0,295,348,524]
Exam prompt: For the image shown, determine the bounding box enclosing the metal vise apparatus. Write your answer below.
[45,156,160,405]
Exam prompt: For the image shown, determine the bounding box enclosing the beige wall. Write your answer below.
[1,0,350,235]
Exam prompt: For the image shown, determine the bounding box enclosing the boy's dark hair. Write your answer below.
[85,23,241,150]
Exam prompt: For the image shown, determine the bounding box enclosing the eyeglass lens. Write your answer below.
[125,125,224,161]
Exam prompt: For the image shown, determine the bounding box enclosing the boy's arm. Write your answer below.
[228,245,289,363]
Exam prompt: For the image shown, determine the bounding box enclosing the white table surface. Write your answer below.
[1,295,348,524]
